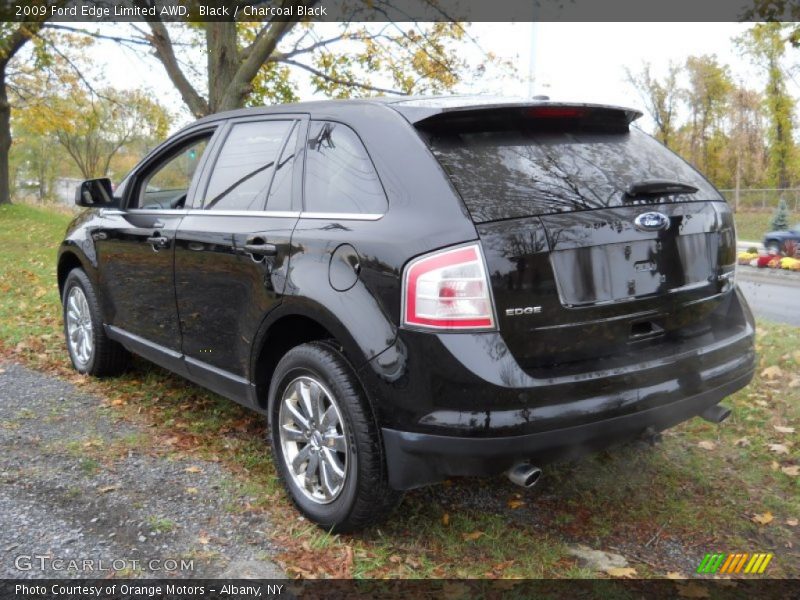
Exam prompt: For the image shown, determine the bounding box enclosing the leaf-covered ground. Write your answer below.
[1,202,797,580]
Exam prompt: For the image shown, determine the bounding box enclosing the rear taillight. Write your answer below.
[402,243,495,330]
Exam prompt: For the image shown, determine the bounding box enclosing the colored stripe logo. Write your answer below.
[696,553,773,574]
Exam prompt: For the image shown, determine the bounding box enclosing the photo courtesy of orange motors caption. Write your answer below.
[0,0,799,598]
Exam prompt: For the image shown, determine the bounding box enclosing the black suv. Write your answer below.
[59,97,755,531]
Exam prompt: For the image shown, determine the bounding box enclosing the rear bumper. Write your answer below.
[360,288,756,490]
[382,368,753,490]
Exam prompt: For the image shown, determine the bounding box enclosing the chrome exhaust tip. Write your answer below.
[700,404,731,424]
[507,462,542,488]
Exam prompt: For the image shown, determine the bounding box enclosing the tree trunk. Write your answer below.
[734,154,741,213]
[206,23,239,113]
[0,70,12,205]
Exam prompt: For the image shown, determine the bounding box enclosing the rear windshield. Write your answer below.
[426,128,722,223]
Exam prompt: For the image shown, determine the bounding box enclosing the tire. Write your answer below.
[268,341,401,531]
[62,269,130,376]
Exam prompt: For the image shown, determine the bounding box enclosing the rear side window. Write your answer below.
[427,128,721,223]
[204,120,293,211]
[304,121,387,215]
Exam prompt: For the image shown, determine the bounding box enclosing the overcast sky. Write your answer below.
[91,21,791,131]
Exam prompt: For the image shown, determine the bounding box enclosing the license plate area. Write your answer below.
[550,233,716,307]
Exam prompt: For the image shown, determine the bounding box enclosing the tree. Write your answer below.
[725,84,768,207]
[771,197,790,231]
[52,2,492,118]
[681,55,732,183]
[737,23,796,189]
[625,61,681,148]
[45,88,170,179]
[9,37,170,180]
[0,22,46,205]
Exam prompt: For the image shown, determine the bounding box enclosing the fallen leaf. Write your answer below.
[697,440,716,451]
[389,554,402,564]
[768,443,790,455]
[110,399,125,407]
[772,461,781,471]
[666,571,685,579]
[677,582,710,599]
[185,487,199,495]
[752,511,774,525]
[761,366,784,380]
[735,437,751,447]
[441,512,450,526]
[789,378,800,389]
[184,466,203,474]
[781,465,800,477]
[507,498,526,509]
[774,425,796,434]
[198,533,210,545]
[786,518,798,527]
[98,485,117,494]
[461,531,484,541]
[606,567,637,578]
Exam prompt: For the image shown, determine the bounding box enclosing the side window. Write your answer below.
[265,122,299,212]
[204,120,292,211]
[304,121,387,215]
[137,136,210,209]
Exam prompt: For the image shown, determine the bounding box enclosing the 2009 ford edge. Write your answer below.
[58,97,755,531]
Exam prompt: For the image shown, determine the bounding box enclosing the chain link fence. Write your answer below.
[718,188,800,212]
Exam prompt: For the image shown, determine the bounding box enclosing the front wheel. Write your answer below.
[62,269,129,376]
[268,342,401,531]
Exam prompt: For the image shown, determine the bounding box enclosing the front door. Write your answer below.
[95,132,216,366]
[174,116,305,386]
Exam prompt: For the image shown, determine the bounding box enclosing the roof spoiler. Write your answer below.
[406,103,642,134]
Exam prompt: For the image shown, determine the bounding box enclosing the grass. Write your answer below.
[1,202,798,580]
[734,209,797,244]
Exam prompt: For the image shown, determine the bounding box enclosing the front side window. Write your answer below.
[304,121,387,215]
[137,136,210,209]
[266,122,300,212]
[204,120,293,211]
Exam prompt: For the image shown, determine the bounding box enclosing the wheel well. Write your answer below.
[57,253,83,297]
[253,315,338,410]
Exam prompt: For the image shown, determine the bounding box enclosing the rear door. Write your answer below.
[174,115,305,383]
[419,106,737,370]
[95,131,216,368]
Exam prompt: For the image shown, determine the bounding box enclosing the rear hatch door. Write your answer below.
[416,104,736,370]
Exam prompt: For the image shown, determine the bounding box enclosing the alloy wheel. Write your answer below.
[65,286,94,367]
[278,376,349,504]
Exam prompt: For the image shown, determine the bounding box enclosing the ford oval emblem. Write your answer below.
[634,212,670,232]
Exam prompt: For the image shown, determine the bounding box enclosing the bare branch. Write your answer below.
[146,20,209,117]
[280,58,406,96]
[42,24,152,47]
[272,34,347,61]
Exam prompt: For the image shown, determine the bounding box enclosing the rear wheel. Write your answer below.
[62,269,129,376]
[268,342,401,531]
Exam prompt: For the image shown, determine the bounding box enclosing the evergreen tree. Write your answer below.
[771,198,790,231]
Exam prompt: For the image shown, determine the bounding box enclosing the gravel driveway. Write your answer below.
[0,361,284,579]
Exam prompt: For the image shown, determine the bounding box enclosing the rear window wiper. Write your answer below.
[625,180,699,198]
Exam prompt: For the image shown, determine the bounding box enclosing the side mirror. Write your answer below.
[75,178,118,208]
